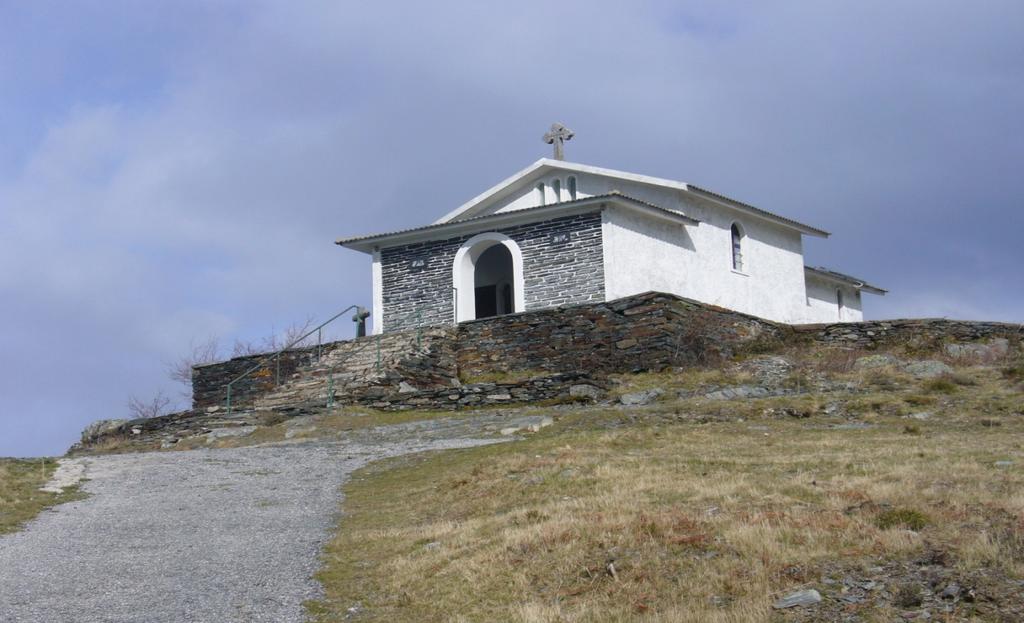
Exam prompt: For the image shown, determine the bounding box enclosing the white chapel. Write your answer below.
[338,131,884,334]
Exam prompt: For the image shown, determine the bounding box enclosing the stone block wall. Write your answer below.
[190,327,453,410]
[191,348,319,410]
[793,318,1022,349]
[455,291,788,379]
[380,211,605,330]
[189,292,1022,414]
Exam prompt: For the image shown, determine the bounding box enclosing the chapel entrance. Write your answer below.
[473,244,515,318]
[453,232,525,323]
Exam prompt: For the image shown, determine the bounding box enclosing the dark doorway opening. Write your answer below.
[474,285,497,318]
[473,244,514,319]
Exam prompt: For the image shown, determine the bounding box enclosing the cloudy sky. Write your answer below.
[2,1,1022,456]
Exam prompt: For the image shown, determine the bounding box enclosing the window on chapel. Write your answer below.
[731,223,744,271]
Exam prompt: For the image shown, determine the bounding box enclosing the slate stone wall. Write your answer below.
[188,292,1023,414]
[793,318,1023,349]
[456,292,788,378]
[380,211,605,331]
[191,348,320,411]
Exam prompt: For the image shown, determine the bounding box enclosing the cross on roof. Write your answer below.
[542,123,574,160]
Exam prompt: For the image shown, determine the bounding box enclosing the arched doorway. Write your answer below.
[453,232,525,322]
[473,244,514,318]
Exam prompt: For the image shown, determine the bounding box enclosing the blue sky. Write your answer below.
[1,1,1022,456]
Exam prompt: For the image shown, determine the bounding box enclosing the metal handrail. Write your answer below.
[225,304,364,414]
[326,309,424,410]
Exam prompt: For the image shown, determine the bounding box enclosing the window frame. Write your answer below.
[730,222,745,273]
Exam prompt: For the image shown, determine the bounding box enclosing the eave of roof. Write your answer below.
[434,158,830,238]
[805,266,887,295]
[336,192,699,253]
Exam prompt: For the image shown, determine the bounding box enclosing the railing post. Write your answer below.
[317,328,322,362]
[275,355,281,385]
[226,383,232,415]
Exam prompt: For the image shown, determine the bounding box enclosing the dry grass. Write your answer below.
[0,458,85,534]
[308,375,1024,622]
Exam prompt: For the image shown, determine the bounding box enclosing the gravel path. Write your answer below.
[0,415,530,622]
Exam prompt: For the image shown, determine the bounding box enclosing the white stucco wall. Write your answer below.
[596,179,810,323]
[459,170,872,324]
[804,276,864,323]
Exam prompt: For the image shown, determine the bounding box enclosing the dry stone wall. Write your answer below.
[794,318,1022,349]
[189,292,1022,414]
[455,292,788,379]
[190,327,454,410]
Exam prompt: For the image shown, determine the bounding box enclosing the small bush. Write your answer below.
[1002,364,1024,382]
[902,424,921,435]
[894,582,923,608]
[923,378,958,394]
[256,411,289,427]
[947,372,978,386]
[904,394,935,407]
[876,508,929,531]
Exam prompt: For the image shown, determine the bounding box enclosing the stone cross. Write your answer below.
[543,123,574,160]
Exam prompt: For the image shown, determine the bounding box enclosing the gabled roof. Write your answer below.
[434,158,830,238]
[805,266,887,295]
[336,192,699,254]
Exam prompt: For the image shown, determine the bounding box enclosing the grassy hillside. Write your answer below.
[308,348,1024,622]
[0,458,83,534]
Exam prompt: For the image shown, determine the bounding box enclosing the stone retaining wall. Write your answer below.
[190,292,1022,413]
[191,327,452,410]
[455,291,787,379]
[794,318,1022,349]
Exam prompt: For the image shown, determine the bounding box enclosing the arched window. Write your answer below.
[567,176,577,200]
[552,179,561,202]
[536,182,546,206]
[836,289,844,319]
[730,223,744,271]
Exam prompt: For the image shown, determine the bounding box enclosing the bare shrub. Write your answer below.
[231,316,317,357]
[127,391,173,419]
[167,336,221,388]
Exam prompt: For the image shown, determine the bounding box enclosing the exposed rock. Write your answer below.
[854,353,901,370]
[284,426,317,440]
[907,412,932,420]
[205,426,257,442]
[904,360,954,379]
[773,589,822,608]
[704,385,772,400]
[499,415,554,436]
[80,419,127,444]
[398,381,419,394]
[736,355,793,384]
[945,338,1009,361]
[569,384,602,401]
[619,388,664,406]
[40,458,87,493]
[831,421,873,430]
